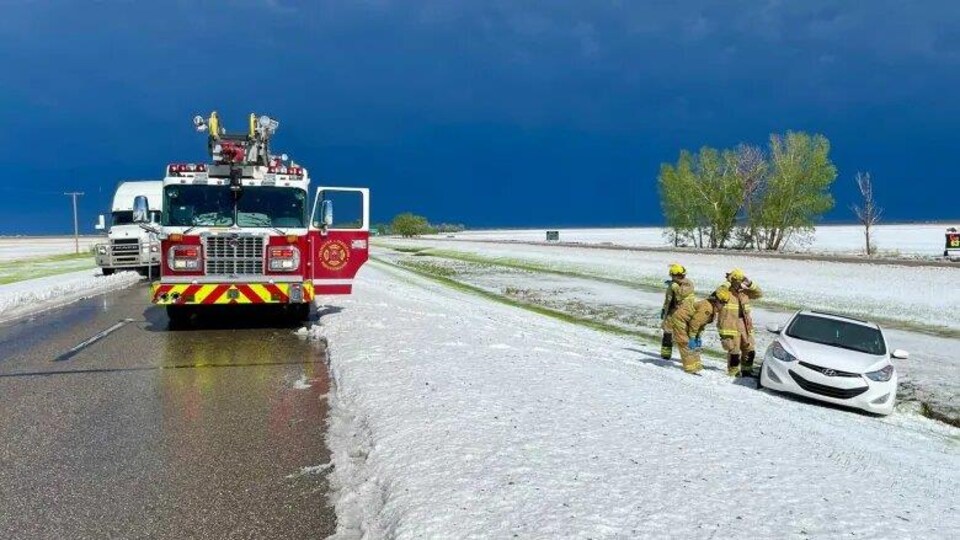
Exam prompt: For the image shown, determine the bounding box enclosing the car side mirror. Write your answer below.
[765,324,781,334]
[320,200,334,227]
[891,349,909,360]
[95,214,106,231]
[133,196,150,223]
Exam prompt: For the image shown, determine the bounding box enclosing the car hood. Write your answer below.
[781,336,888,373]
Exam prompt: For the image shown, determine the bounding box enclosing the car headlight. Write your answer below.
[865,365,894,382]
[97,245,107,255]
[770,341,797,362]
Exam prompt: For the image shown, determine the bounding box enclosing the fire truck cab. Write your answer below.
[136,112,369,325]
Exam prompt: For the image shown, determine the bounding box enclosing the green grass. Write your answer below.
[396,247,960,340]
[372,255,726,360]
[0,252,96,285]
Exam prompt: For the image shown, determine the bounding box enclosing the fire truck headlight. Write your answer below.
[150,244,159,253]
[168,245,202,272]
[268,245,300,272]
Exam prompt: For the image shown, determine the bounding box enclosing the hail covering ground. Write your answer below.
[315,262,960,539]
[450,224,953,257]
[0,236,101,261]
[377,245,960,423]
[0,268,139,323]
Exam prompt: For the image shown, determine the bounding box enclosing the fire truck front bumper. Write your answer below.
[151,282,314,306]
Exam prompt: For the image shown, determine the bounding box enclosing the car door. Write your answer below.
[307,187,370,295]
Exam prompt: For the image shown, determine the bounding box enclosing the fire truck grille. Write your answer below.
[205,236,265,276]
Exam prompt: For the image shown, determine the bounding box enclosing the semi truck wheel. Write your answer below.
[102,268,115,276]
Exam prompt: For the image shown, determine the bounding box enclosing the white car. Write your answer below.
[759,310,908,416]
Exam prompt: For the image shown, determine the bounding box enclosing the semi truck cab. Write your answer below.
[95,181,163,276]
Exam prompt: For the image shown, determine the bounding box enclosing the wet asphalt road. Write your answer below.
[0,283,335,539]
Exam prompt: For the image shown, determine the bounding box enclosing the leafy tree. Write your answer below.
[391,213,433,237]
[658,131,836,252]
[753,132,837,251]
[658,147,743,248]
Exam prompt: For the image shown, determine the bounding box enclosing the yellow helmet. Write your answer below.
[727,268,745,281]
[713,286,732,303]
[668,263,686,276]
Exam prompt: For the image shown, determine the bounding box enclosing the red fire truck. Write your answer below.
[946,227,960,260]
[134,112,369,324]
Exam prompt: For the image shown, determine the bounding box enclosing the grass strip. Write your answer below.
[371,256,725,360]
[0,253,96,285]
[387,245,959,340]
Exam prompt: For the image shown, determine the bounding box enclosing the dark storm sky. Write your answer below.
[1,1,958,233]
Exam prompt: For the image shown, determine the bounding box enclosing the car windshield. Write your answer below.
[786,314,886,355]
[162,185,306,228]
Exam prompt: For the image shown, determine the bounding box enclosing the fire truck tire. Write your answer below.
[166,305,194,327]
[101,268,115,276]
[288,303,311,323]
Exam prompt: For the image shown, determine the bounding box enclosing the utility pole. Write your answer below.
[64,192,84,254]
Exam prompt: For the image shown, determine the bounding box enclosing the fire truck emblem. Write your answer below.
[319,240,350,270]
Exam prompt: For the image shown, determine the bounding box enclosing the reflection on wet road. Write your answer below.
[0,284,335,538]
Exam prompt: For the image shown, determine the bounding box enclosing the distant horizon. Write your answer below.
[3,219,958,239]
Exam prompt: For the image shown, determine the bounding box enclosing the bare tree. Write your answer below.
[852,171,882,256]
[733,144,768,250]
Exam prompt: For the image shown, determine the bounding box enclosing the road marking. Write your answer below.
[53,319,135,362]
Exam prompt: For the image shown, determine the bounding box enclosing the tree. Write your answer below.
[658,150,701,246]
[658,147,743,248]
[852,171,882,256]
[391,213,433,237]
[731,144,768,250]
[753,132,837,251]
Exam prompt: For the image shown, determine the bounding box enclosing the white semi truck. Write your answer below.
[95,181,163,275]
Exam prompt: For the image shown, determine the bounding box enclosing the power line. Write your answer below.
[64,192,84,254]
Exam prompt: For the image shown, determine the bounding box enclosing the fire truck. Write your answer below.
[134,112,370,324]
[947,227,960,260]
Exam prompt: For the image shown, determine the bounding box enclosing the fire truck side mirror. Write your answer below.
[320,200,334,227]
[133,196,150,224]
[95,214,106,231]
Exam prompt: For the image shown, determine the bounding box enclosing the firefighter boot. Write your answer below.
[741,350,757,377]
[727,353,741,377]
[660,332,673,360]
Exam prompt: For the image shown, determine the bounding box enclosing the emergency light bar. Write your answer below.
[267,165,304,176]
[167,163,207,176]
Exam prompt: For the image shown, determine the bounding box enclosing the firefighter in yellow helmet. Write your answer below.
[660,263,695,359]
[717,269,763,376]
[668,287,730,374]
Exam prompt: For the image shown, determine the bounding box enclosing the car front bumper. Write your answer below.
[760,352,897,416]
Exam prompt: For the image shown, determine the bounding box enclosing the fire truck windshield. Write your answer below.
[237,186,307,228]
[163,185,306,228]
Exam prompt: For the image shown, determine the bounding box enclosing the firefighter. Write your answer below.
[660,263,695,359]
[668,287,730,374]
[718,269,763,376]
